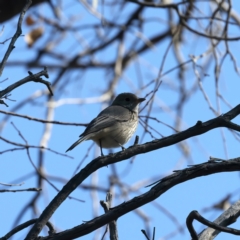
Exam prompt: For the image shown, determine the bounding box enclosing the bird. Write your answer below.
[66,93,145,156]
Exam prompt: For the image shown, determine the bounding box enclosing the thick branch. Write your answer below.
[40,158,240,239]
[25,104,240,240]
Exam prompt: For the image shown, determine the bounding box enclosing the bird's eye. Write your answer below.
[125,97,130,101]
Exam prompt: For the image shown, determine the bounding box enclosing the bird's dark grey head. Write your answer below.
[111,93,145,111]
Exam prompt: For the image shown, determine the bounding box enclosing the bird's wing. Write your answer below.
[79,105,132,137]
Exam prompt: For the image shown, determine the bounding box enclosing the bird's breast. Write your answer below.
[92,114,138,149]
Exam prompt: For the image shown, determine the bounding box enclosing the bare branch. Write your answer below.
[0,0,32,76]
[199,200,240,239]
[0,181,24,187]
[0,218,54,240]
[0,188,41,193]
[0,110,87,126]
[0,67,52,107]
[100,192,118,240]
[141,229,151,240]
[25,103,240,240]
[38,157,240,240]
[186,203,240,240]
[0,67,51,98]
[0,136,73,159]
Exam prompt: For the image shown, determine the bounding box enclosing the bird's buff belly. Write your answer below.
[90,124,137,148]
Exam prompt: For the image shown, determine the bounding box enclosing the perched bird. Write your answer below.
[66,93,145,156]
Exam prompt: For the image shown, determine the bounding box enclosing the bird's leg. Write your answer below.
[113,138,125,151]
[99,139,104,156]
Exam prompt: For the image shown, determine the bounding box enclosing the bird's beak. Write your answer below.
[137,97,146,103]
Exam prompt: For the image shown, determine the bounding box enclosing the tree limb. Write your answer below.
[24,103,240,240]
[0,0,32,76]
[198,200,240,240]
[39,157,240,239]
[0,67,52,106]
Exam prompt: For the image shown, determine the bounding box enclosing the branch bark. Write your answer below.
[39,157,240,239]
[198,200,240,240]
[24,103,240,240]
[0,0,32,76]
[100,192,118,240]
[0,67,52,106]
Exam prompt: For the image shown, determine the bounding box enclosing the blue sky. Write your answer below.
[1,1,240,239]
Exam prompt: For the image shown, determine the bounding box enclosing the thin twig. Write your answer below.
[0,136,73,159]
[0,67,52,100]
[0,110,87,126]
[100,192,118,240]
[1,218,54,240]
[0,188,41,193]
[0,0,32,76]
[0,182,24,187]
[187,208,240,239]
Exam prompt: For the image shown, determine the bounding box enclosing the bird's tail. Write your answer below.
[66,137,86,152]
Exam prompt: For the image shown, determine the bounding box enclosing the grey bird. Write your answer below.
[66,93,145,156]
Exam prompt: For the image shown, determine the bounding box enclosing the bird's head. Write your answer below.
[111,93,145,112]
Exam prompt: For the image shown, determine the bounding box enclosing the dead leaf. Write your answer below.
[25,27,44,47]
